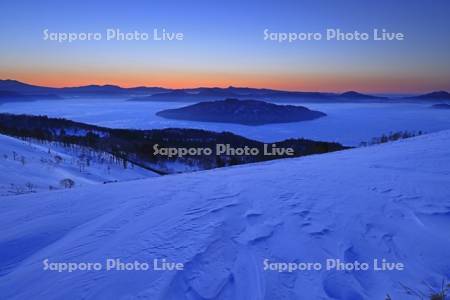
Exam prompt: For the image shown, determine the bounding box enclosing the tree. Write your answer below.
[54,155,63,165]
[25,182,35,192]
[60,178,75,189]
[77,157,86,172]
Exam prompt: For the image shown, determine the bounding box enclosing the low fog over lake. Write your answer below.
[1,98,449,146]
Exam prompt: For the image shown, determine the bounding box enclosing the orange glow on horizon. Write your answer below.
[1,69,447,94]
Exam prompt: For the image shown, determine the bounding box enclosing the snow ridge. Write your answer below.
[0,131,449,299]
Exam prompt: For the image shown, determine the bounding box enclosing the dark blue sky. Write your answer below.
[1,0,449,92]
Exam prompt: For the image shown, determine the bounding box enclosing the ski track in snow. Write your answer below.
[0,131,450,299]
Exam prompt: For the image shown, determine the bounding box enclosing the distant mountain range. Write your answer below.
[0,79,169,98]
[156,98,326,125]
[129,88,389,103]
[407,91,450,101]
[0,79,449,103]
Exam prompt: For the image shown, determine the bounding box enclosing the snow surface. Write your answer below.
[0,134,158,196]
[0,131,449,299]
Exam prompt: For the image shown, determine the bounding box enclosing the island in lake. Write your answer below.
[431,103,450,109]
[156,98,326,125]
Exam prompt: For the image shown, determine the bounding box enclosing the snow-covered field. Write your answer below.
[0,134,158,196]
[0,130,449,299]
[1,99,450,146]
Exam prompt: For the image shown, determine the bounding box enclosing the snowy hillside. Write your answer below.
[0,131,449,299]
[0,134,158,196]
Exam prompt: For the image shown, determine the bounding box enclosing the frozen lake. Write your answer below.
[1,98,449,146]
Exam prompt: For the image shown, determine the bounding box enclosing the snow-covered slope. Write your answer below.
[0,131,449,299]
[0,134,157,196]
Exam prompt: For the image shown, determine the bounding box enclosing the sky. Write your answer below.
[0,0,449,93]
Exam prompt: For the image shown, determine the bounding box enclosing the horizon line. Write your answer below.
[1,78,446,96]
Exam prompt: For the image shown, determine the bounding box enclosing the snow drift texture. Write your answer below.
[1,131,449,299]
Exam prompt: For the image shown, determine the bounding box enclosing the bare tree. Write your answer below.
[77,155,87,172]
[54,155,63,165]
[25,182,35,192]
[60,178,75,189]
[9,183,26,195]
